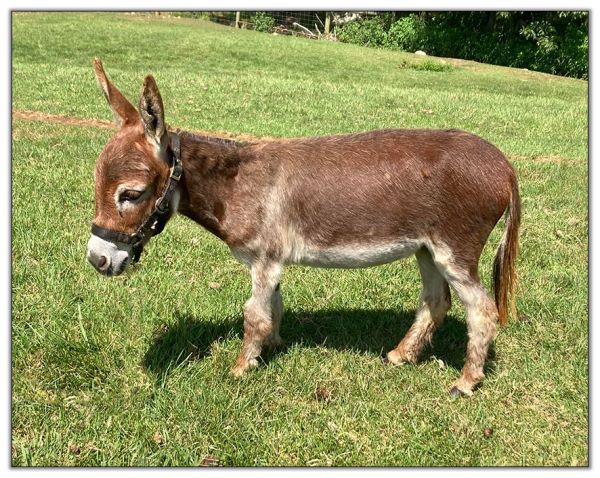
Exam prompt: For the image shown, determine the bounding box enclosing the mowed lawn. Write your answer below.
[11,12,588,466]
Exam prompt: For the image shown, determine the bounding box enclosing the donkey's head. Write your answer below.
[87,59,179,276]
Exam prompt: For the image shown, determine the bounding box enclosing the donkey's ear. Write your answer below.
[92,58,139,127]
[139,75,167,152]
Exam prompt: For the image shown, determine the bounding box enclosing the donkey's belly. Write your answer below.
[291,238,422,268]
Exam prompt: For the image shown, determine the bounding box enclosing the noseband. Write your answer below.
[91,132,183,263]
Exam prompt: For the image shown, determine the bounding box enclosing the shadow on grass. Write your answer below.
[143,308,496,381]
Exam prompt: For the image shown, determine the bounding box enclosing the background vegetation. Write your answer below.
[336,11,589,79]
[173,11,588,79]
[12,12,587,466]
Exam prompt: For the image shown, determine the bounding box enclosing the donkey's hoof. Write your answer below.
[449,385,473,398]
[386,350,402,365]
[386,349,414,366]
[231,358,259,377]
[449,386,463,398]
[230,365,246,378]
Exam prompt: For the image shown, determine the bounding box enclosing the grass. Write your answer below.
[11,12,588,466]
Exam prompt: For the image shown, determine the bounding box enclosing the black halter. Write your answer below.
[91,132,183,263]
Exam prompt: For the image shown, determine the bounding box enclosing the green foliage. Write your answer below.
[411,59,454,72]
[337,16,388,47]
[385,14,426,51]
[337,12,588,79]
[251,12,276,33]
[396,58,454,72]
[521,17,588,79]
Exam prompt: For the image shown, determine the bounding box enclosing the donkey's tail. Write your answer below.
[492,176,521,326]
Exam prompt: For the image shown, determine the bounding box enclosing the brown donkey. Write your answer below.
[87,60,520,396]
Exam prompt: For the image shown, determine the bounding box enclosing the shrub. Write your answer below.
[251,12,276,33]
[523,19,588,78]
[337,16,388,47]
[385,14,426,51]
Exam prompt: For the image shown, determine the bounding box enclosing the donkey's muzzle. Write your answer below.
[87,234,132,277]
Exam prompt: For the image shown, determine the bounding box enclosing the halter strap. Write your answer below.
[91,131,183,263]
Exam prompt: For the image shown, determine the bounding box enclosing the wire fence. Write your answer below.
[169,11,349,39]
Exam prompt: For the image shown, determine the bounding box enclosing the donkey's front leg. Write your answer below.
[265,283,284,349]
[231,261,283,377]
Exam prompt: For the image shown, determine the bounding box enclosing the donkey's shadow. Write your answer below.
[143,308,496,380]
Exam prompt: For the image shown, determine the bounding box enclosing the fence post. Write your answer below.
[235,11,241,29]
[324,12,331,34]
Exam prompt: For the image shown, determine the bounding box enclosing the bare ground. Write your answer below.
[12,109,267,143]
[12,109,573,163]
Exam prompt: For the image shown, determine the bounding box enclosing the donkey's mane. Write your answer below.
[178,129,247,148]
[177,129,253,175]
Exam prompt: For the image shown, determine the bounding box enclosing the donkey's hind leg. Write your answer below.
[428,244,498,397]
[231,260,282,377]
[387,247,451,365]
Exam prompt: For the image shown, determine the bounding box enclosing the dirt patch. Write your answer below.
[510,154,577,165]
[12,109,268,143]
[13,110,115,130]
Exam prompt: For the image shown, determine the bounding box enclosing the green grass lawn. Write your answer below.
[11,12,588,466]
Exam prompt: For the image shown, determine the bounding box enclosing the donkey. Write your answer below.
[87,59,520,397]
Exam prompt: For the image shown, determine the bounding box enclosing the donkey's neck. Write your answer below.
[174,130,257,244]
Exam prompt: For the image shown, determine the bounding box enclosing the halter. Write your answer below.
[91,132,183,263]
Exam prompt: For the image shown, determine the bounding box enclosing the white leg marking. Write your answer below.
[232,260,284,376]
[424,240,498,395]
[387,248,450,364]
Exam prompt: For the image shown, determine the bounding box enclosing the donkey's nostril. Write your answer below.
[97,255,108,269]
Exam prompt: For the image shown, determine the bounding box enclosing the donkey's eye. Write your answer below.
[119,190,144,202]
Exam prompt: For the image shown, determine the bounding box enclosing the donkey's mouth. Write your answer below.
[106,257,130,277]
[88,257,130,277]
